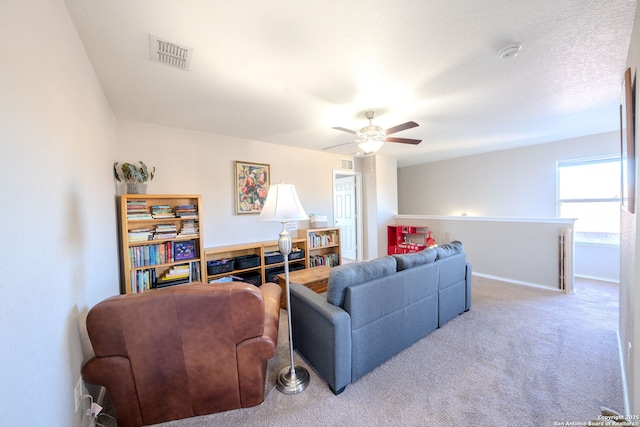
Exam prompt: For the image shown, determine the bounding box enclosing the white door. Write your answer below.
[334,175,357,260]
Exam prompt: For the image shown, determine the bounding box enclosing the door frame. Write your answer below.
[332,170,363,261]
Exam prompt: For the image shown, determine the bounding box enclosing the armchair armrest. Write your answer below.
[82,356,143,427]
[236,282,282,407]
[289,283,352,394]
[260,282,282,348]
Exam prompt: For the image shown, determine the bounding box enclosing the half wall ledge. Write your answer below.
[394,215,576,294]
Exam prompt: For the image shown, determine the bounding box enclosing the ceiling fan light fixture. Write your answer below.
[358,138,384,154]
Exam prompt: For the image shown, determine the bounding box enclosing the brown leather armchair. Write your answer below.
[82,281,281,427]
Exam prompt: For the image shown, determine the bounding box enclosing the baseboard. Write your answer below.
[617,330,631,416]
[472,272,562,292]
[575,274,620,284]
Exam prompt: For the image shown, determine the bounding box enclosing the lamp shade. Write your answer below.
[258,184,309,223]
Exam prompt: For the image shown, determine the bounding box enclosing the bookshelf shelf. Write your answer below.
[118,194,206,294]
[204,238,307,286]
[298,227,341,268]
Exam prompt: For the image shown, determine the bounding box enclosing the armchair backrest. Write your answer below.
[83,282,281,427]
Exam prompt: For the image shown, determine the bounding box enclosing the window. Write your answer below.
[557,156,620,245]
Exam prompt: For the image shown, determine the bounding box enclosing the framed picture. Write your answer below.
[234,161,270,214]
[621,67,636,213]
[174,240,196,261]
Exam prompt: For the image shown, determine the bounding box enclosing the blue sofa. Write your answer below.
[289,241,471,394]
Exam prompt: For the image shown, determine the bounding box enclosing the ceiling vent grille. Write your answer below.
[149,34,193,71]
[340,158,354,171]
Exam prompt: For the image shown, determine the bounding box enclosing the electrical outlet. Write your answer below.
[74,377,83,412]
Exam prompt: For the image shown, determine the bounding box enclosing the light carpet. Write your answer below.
[101,277,624,426]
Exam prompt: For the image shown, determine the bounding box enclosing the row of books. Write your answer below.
[129,262,201,293]
[309,253,340,267]
[130,268,156,293]
[128,240,197,267]
[128,220,199,242]
[308,231,339,248]
[126,201,199,220]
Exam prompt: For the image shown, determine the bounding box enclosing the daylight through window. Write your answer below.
[557,156,621,245]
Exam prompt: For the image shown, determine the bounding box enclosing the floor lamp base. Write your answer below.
[276,365,310,394]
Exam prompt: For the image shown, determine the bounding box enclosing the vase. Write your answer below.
[126,183,147,194]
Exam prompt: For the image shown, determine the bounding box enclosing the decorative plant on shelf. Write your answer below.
[114,161,156,194]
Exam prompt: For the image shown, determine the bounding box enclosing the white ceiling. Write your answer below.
[64,0,637,167]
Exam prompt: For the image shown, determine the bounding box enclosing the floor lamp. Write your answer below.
[258,183,310,394]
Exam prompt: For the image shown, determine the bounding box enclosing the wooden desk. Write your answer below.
[277,265,331,309]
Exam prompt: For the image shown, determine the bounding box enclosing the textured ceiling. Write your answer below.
[64,0,636,167]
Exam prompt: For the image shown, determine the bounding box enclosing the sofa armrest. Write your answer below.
[465,263,472,311]
[289,283,352,394]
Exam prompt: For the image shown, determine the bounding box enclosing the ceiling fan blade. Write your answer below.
[322,141,358,150]
[332,126,358,135]
[385,137,422,145]
[384,121,419,136]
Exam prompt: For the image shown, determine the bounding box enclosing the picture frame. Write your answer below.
[234,161,270,214]
[174,240,196,261]
[621,67,636,213]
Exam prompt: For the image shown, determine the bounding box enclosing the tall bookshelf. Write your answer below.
[118,194,206,294]
[298,227,341,268]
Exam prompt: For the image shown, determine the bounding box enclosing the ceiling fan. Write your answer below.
[324,111,421,154]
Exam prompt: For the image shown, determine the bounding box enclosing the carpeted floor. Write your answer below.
[98,277,624,427]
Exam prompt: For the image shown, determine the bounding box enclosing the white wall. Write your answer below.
[620,1,640,415]
[398,132,619,217]
[0,1,119,426]
[398,132,621,282]
[375,156,399,258]
[116,120,350,247]
[357,155,398,260]
[575,243,620,282]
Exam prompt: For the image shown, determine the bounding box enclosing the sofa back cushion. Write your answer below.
[435,240,464,260]
[392,247,437,271]
[327,256,397,307]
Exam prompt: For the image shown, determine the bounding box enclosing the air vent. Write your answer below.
[149,34,193,71]
[340,158,354,171]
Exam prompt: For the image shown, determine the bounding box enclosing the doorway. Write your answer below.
[333,170,363,262]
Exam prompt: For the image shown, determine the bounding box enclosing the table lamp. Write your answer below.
[258,183,310,394]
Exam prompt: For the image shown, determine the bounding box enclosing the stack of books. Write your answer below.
[128,228,152,242]
[126,200,152,220]
[151,205,175,219]
[178,219,199,237]
[153,224,177,240]
[175,205,198,219]
[157,264,191,288]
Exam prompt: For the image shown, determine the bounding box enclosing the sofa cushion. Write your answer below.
[435,241,464,260]
[392,247,437,271]
[326,256,397,307]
